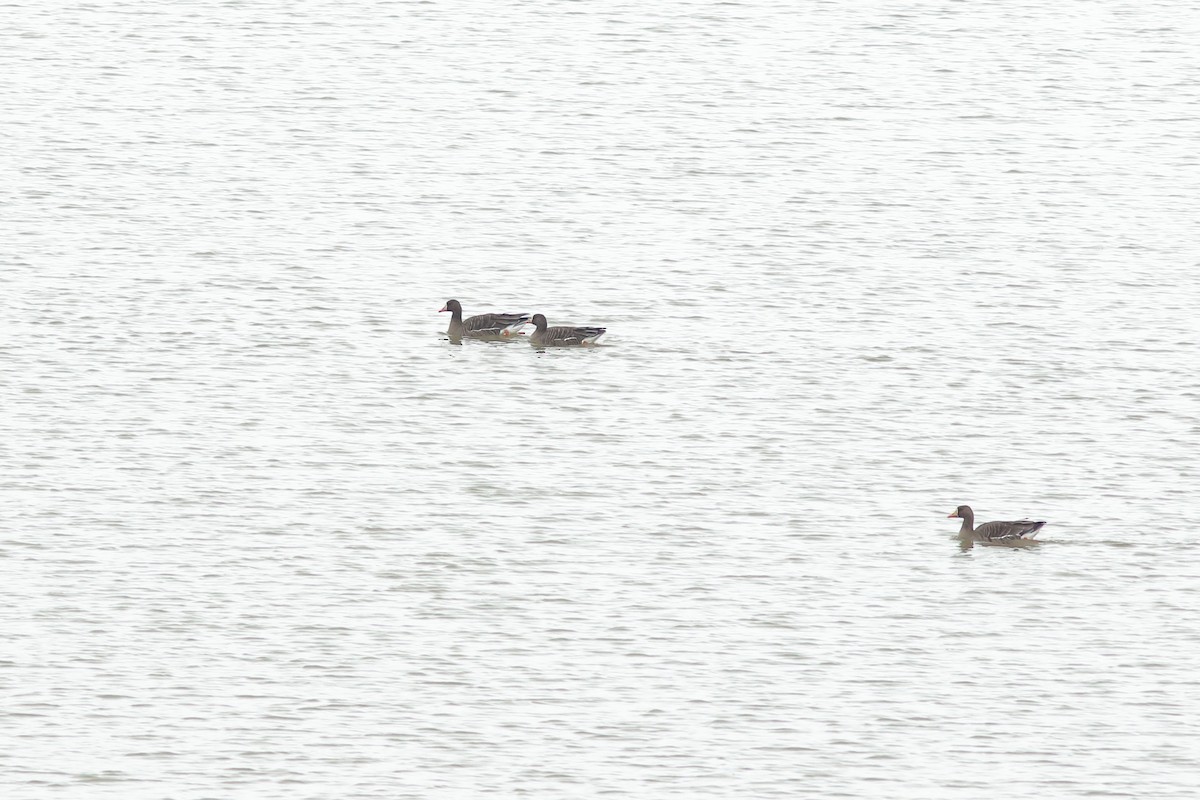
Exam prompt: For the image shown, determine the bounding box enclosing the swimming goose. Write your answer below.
[948,505,1046,541]
[529,314,606,346]
[439,299,531,338]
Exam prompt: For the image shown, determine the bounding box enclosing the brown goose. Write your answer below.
[529,314,606,346]
[948,505,1046,541]
[439,299,531,338]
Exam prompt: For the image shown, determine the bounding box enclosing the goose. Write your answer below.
[948,505,1046,541]
[529,314,606,346]
[439,299,531,338]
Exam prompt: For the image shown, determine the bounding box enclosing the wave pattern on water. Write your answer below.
[3,1,1200,798]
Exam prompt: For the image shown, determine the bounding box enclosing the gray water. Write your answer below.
[4,1,1199,797]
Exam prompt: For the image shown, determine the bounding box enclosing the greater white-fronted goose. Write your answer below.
[948,505,1046,541]
[529,314,606,346]
[439,299,531,338]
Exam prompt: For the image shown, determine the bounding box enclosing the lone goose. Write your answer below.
[948,505,1046,541]
[439,299,531,338]
[529,314,606,346]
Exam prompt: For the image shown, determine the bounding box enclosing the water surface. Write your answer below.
[3,1,1199,797]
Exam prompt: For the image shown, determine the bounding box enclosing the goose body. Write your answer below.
[440,299,531,338]
[529,313,606,346]
[948,505,1046,542]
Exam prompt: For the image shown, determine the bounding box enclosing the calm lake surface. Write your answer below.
[4,1,1199,797]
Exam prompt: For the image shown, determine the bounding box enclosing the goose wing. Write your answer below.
[975,519,1046,541]
[545,325,606,345]
[463,312,532,336]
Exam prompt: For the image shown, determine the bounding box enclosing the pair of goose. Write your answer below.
[948,505,1046,542]
[439,299,606,346]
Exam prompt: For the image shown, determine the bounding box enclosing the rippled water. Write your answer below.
[4,1,1199,797]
